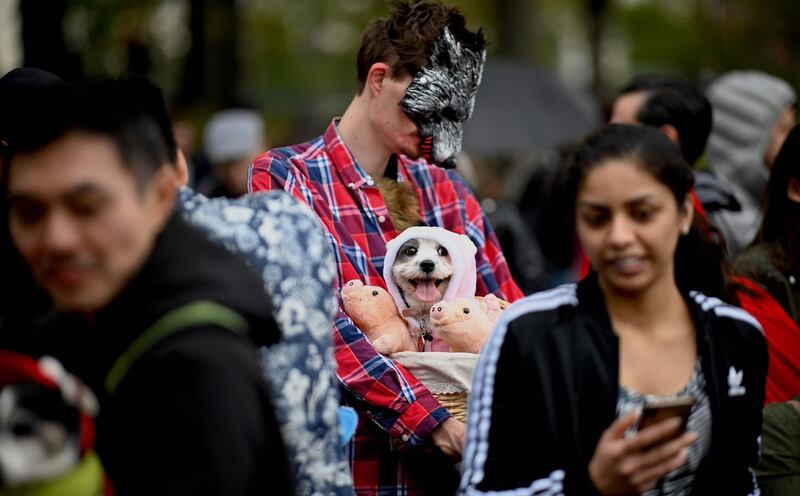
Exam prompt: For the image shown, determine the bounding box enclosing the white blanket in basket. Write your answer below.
[391,351,479,395]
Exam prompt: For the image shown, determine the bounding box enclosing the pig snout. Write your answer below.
[341,280,364,296]
[430,304,447,321]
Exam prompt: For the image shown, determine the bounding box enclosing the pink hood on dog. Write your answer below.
[383,226,478,328]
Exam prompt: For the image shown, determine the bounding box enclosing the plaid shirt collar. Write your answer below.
[324,118,374,190]
[323,118,415,189]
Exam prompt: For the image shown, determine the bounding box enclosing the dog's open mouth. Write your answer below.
[409,277,448,302]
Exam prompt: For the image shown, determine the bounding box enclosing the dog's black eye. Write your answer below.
[12,422,33,437]
[372,290,379,296]
[405,247,417,256]
[463,307,470,314]
[437,247,448,256]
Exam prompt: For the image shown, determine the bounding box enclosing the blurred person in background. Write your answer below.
[200,108,265,198]
[733,124,800,404]
[2,78,292,496]
[704,70,796,256]
[732,124,800,495]
[610,74,728,220]
[754,397,800,495]
[249,1,523,494]
[611,74,711,170]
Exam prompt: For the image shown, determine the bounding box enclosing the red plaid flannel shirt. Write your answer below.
[249,119,523,494]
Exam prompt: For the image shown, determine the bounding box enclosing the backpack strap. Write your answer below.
[105,300,248,394]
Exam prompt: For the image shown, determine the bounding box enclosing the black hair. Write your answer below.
[619,74,712,167]
[559,124,730,299]
[756,124,800,251]
[2,77,176,189]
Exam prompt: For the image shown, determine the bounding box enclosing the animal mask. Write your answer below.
[400,28,486,169]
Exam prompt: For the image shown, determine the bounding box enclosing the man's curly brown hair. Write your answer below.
[355,1,486,95]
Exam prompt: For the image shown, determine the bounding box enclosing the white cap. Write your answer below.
[203,108,265,164]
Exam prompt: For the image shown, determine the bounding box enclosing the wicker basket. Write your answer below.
[391,351,479,422]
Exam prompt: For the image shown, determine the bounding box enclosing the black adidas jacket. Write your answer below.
[460,275,767,495]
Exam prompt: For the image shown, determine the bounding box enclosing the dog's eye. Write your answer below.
[405,247,417,256]
[463,307,470,314]
[437,247,449,256]
[12,422,33,437]
[372,290,379,296]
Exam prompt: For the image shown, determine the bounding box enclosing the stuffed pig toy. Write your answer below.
[428,294,510,353]
[341,280,420,355]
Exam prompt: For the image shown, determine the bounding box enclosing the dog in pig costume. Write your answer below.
[342,226,508,354]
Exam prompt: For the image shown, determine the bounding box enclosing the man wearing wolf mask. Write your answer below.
[249,2,523,494]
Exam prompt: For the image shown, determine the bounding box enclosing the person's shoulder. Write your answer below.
[478,284,581,369]
[499,283,580,337]
[145,323,263,382]
[251,137,325,175]
[688,290,764,340]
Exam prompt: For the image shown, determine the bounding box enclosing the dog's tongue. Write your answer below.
[415,279,440,302]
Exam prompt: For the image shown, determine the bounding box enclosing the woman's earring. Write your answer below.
[682,223,691,235]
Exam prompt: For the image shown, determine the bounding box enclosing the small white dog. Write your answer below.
[391,237,454,340]
[384,226,479,352]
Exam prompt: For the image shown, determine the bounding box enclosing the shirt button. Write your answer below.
[347,182,355,189]
[401,434,410,442]
[378,215,386,223]
[367,179,375,186]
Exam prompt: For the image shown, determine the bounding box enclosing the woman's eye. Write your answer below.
[581,213,607,227]
[12,203,45,225]
[632,208,655,222]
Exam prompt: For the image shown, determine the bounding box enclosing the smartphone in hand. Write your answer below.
[638,396,694,435]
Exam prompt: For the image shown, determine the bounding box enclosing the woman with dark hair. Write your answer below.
[732,125,800,495]
[735,124,800,327]
[459,124,767,495]
[732,124,800,404]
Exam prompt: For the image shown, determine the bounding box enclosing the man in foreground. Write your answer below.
[2,79,292,495]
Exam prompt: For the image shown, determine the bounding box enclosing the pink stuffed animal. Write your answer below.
[341,280,420,355]
[428,294,510,353]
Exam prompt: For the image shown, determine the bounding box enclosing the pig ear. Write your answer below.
[484,294,500,312]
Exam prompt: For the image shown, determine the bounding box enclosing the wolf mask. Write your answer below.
[400,27,486,169]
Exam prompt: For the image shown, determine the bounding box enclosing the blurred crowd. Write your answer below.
[1,2,799,496]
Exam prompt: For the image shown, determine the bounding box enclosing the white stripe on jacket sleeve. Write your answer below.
[459,284,578,495]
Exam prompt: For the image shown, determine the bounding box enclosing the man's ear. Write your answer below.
[659,124,680,145]
[173,149,190,187]
[788,177,800,203]
[366,63,391,97]
[150,165,178,227]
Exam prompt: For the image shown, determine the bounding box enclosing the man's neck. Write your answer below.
[337,97,393,178]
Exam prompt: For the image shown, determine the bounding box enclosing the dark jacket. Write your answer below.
[734,241,800,325]
[460,275,767,495]
[20,214,292,496]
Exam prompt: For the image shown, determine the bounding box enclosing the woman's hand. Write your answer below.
[588,412,697,495]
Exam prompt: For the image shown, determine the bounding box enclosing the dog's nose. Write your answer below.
[420,260,435,274]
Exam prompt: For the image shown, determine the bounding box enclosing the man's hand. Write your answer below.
[430,417,466,461]
[588,412,697,495]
